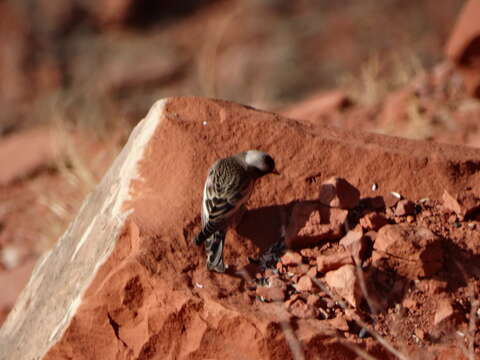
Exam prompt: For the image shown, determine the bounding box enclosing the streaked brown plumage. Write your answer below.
[194,150,278,272]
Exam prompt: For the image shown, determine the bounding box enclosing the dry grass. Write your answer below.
[29,101,127,253]
[339,48,424,107]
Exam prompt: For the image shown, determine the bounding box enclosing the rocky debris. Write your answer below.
[327,316,349,332]
[417,279,448,295]
[285,202,348,248]
[280,251,302,266]
[445,0,480,98]
[285,296,318,319]
[359,212,388,231]
[395,199,416,216]
[373,224,444,279]
[256,277,286,302]
[324,264,362,308]
[383,192,401,208]
[0,128,58,186]
[296,275,314,292]
[433,298,462,329]
[339,226,366,261]
[2,98,480,359]
[317,252,353,273]
[402,297,419,311]
[319,177,360,209]
[442,189,480,220]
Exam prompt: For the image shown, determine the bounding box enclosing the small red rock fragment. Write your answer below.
[287,298,318,319]
[296,275,313,292]
[324,264,362,308]
[360,212,388,231]
[306,266,317,278]
[256,277,287,302]
[373,224,444,279]
[281,251,303,266]
[442,189,480,220]
[339,227,366,260]
[402,297,418,311]
[327,316,349,331]
[395,200,416,216]
[319,177,360,209]
[317,251,353,273]
[256,286,285,302]
[300,248,316,258]
[384,193,401,208]
[286,202,348,248]
[434,298,459,326]
[415,328,425,340]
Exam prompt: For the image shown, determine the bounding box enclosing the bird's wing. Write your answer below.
[201,160,253,229]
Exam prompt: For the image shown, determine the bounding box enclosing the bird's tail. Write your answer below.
[205,231,226,273]
[193,221,217,246]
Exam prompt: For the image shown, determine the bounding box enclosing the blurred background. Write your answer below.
[0,0,478,324]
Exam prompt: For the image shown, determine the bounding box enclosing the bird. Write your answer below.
[193,150,279,272]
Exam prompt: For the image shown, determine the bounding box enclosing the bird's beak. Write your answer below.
[272,169,280,175]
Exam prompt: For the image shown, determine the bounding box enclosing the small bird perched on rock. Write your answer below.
[194,150,278,272]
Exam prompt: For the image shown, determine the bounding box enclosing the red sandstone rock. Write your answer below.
[296,275,314,292]
[280,251,303,266]
[359,212,388,231]
[442,189,480,220]
[434,298,462,328]
[373,224,444,279]
[395,199,416,216]
[324,264,362,308]
[319,177,360,209]
[445,0,480,98]
[2,97,480,359]
[317,251,353,273]
[285,202,348,248]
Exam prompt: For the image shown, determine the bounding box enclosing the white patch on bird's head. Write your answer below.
[244,150,275,175]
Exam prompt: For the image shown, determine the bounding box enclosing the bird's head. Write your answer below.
[242,150,279,178]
